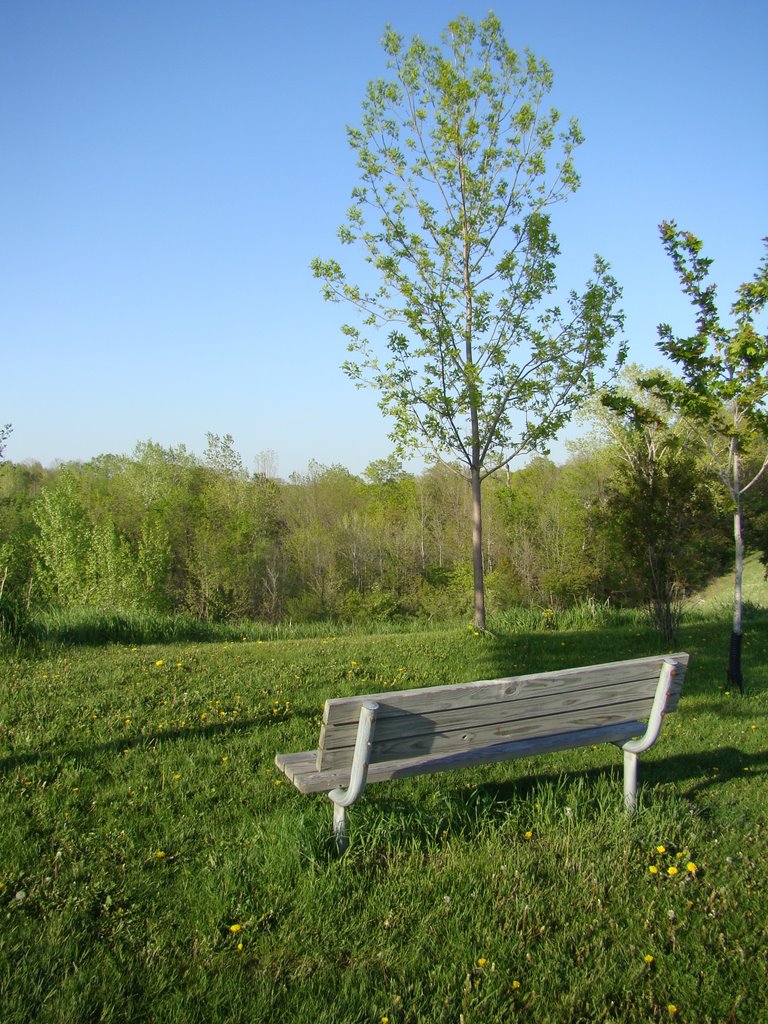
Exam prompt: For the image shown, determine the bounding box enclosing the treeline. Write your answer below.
[2,407,766,635]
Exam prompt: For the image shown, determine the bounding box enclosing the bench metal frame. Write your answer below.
[275,654,687,853]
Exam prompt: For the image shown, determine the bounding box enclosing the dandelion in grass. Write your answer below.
[229,924,242,933]
[686,862,698,874]
[155,660,164,667]
[656,845,666,854]
[524,831,533,840]
[649,866,659,875]
[644,955,654,964]
[237,942,243,951]
[667,866,678,876]
[477,958,487,967]
[667,1005,678,1016]
[512,980,521,989]
[155,851,166,859]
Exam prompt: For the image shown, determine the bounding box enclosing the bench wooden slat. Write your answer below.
[321,654,686,726]
[319,677,683,756]
[276,721,646,794]
[319,697,670,768]
[317,654,688,771]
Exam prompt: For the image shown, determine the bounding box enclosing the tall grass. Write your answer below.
[0,611,766,1022]
[19,550,765,648]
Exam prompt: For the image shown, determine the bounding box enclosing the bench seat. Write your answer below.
[275,720,645,794]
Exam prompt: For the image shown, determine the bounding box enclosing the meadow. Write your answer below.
[1,593,766,1022]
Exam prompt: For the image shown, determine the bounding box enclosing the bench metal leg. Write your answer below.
[624,749,638,813]
[333,803,349,854]
[620,658,678,814]
[327,701,378,854]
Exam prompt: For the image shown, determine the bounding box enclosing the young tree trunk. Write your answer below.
[726,437,745,693]
[728,485,745,693]
[470,462,486,630]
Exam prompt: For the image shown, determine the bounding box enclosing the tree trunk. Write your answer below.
[728,484,745,694]
[470,463,486,630]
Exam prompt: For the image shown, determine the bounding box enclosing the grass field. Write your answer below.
[1,599,767,1021]
[689,551,768,612]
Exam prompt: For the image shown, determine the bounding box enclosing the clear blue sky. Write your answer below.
[2,0,766,476]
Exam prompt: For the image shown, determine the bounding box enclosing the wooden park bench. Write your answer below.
[275,653,689,852]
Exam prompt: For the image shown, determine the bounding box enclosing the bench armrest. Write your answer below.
[621,658,678,755]
[327,701,379,808]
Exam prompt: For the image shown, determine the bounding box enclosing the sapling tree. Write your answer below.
[313,13,626,628]
[645,223,768,691]
[598,369,728,643]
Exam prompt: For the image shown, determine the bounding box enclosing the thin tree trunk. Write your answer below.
[728,489,745,693]
[470,462,485,630]
[727,438,744,693]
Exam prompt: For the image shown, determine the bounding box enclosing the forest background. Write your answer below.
[2,404,767,635]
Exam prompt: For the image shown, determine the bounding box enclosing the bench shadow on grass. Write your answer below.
[354,745,768,852]
[468,745,768,804]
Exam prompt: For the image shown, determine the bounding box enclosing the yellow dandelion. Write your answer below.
[524,831,533,840]
[676,851,684,859]
[155,659,164,667]
[656,845,666,854]
[381,1017,389,1024]
[237,942,243,951]
[667,1005,678,1016]
[155,850,166,859]
[512,980,521,989]
[477,958,487,967]
[686,862,698,874]
[667,866,678,876]
[229,924,242,933]
[644,954,654,964]
[649,865,659,875]
[172,773,181,781]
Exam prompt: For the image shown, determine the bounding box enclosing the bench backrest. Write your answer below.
[316,654,689,772]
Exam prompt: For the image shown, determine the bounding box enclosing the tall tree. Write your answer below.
[312,13,625,628]
[645,223,768,690]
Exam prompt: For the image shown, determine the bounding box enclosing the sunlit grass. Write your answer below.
[0,615,766,1022]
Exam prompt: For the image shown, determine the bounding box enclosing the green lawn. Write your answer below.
[690,551,768,611]
[1,614,766,1022]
